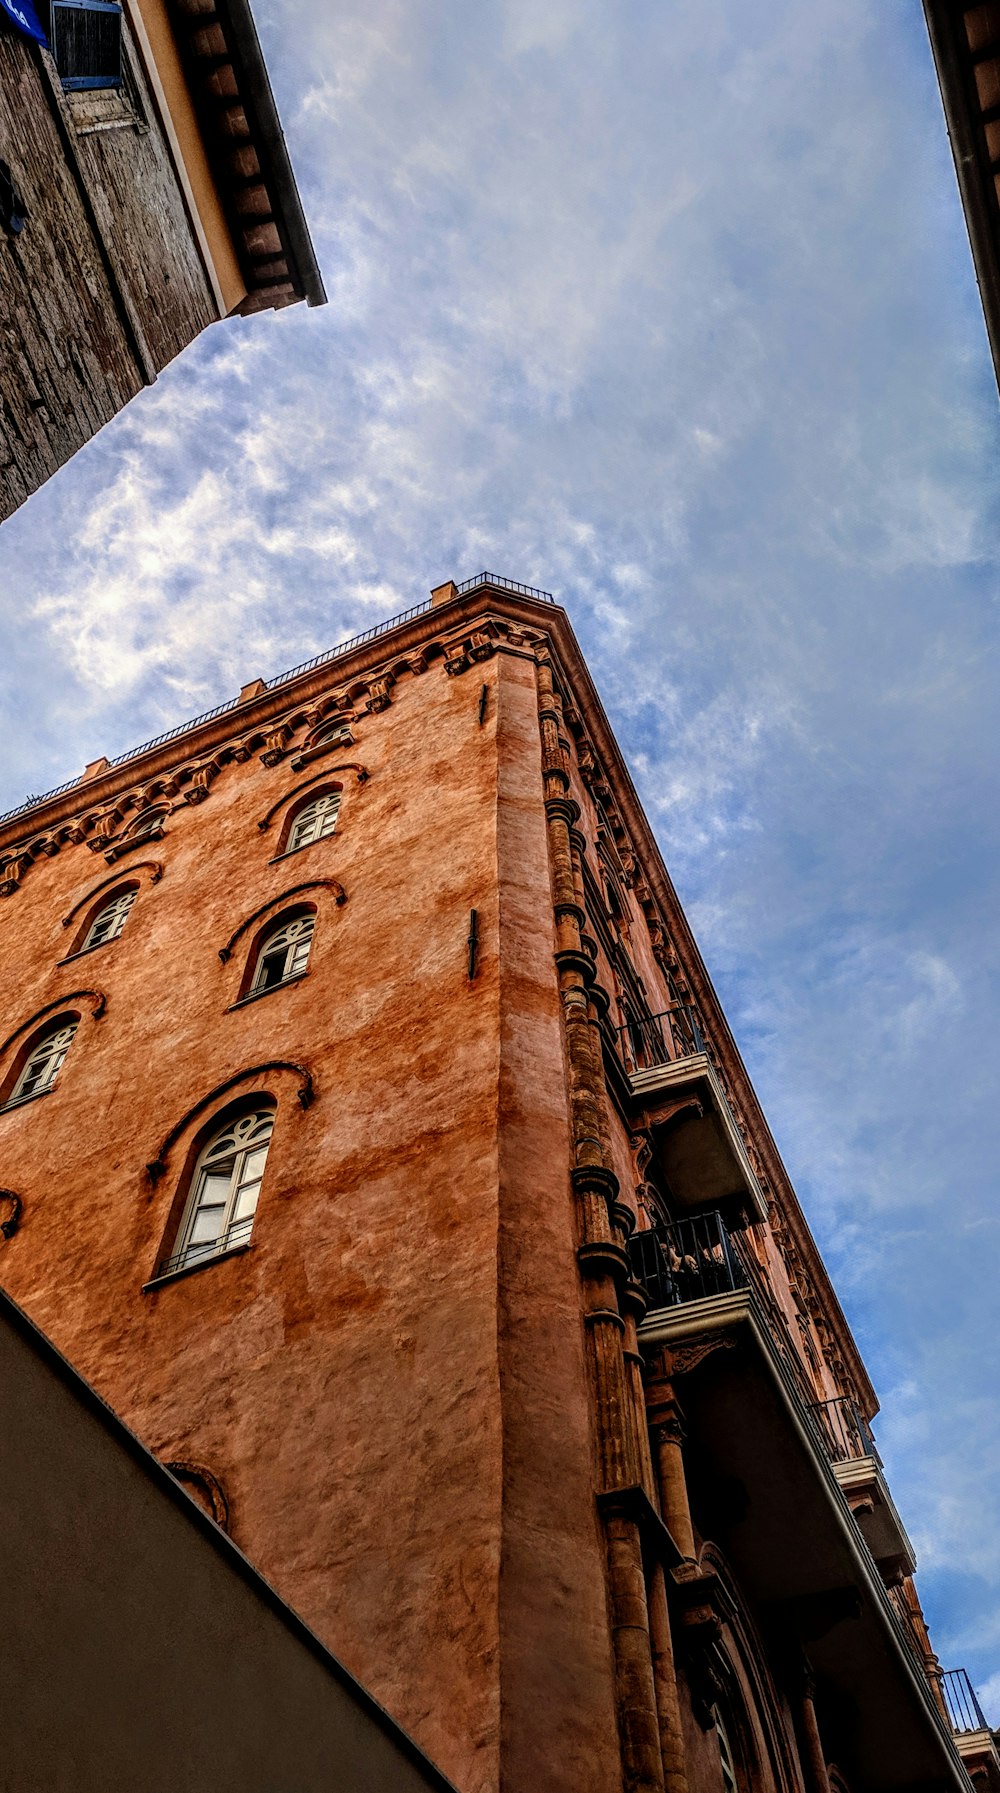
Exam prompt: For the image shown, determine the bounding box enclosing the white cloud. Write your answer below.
[1,0,1000,1690]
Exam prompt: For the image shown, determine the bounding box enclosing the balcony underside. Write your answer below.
[640,1293,966,1793]
[956,1731,1000,1793]
[833,1456,916,1582]
[629,1054,768,1226]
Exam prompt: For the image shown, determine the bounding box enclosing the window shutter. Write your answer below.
[50,0,122,90]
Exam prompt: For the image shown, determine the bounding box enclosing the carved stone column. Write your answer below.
[647,1561,692,1793]
[536,653,664,1793]
[798,1665,832,1793]
[648,1400,697,1564]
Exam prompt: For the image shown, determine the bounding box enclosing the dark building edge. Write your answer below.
[923,0,1000,394]
[0,1280,456,1792]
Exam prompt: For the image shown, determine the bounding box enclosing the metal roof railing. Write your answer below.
[941,1668,990,1735]
[0,575,556,834]
[455,571,554,600]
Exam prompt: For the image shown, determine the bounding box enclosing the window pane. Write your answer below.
[288,938,311,976]
[170,1105,273,1271]
[255,949,287,990]
[12,1023,76,1101]
[289,793,340,852]
[232,1182,261,1222]
[190,1206,226,1244]
[195,1171,232,1212]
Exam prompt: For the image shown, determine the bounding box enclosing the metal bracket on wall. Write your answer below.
[467,909,479,980]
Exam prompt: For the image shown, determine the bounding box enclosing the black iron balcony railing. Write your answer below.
[616,1003,706,1073]
[627,1211,748,1311]
[941,1668,990,1735]
[807,1395,882,1470]
[153,1216,254,1282]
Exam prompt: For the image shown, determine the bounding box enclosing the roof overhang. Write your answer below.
[923,0,1000,393]
[170,0,326,313]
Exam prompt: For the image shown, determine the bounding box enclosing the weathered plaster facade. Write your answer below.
[0,576,992,1793]
[0,0,324,521]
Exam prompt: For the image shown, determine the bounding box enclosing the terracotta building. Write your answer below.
[0,573,995,1793]
[923,1,1000,393]
[0,0,323,521]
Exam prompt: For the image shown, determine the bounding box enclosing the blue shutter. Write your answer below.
[50,0,122,90]
[0,0,48,46]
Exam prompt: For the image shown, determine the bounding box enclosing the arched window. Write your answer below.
[717,1713,738,1793]
[126,807,166,841]
[169,1108,273,1274]
[286,790,341,854]
[8,1019,78,1105]
[312,721,350,748]
[81,886,136,951]
[250,914,314,994]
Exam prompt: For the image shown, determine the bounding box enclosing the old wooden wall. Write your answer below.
[0,17,219,521]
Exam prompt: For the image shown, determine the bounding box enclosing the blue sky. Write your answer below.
[2,0,1000,1714]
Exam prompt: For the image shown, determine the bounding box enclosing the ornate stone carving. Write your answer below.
[668,1332,738,1378]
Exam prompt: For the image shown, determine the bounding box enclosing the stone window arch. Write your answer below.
[155,1097,276,1282]
[281,786,342,856]
[241,907,316,1000]
[125,805,168,842]
[1,1014,79,1111]
[76,883,138,954]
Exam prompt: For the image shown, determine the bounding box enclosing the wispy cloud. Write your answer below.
[1,0,999,1713]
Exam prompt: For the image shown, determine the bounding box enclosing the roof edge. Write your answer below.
[216,0,326,307]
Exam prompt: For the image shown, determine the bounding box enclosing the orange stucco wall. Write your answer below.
[0,641,622,1793]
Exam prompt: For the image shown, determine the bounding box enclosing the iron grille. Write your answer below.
[627,1212,748,1312]
[153,1217,254,1283]
[940,1668,989,1734]
[50,0,122,90]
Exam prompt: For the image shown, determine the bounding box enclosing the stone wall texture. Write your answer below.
[0,17,217,519]
[0,589,965,1793]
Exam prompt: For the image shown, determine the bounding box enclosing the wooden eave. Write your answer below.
[169,0,325,314]
[0,583,874,1414]
[923,0,1000,395]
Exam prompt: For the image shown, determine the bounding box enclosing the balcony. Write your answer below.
[632,1215,969,1793]
[808,1396,916,1583]
[941,1670,1000,1790]
[614,1009,767,1226]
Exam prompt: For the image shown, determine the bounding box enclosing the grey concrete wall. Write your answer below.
[0,1287,455,1793]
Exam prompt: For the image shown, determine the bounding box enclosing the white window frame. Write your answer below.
[714,1710,739,1793]
[8,1021,78,1105]
[126,808,166,841]
[250,915,314,994]
[168,1109,274,1275]
[81,887,136,951]
[286,790,341,854]
[312,722,351,749]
